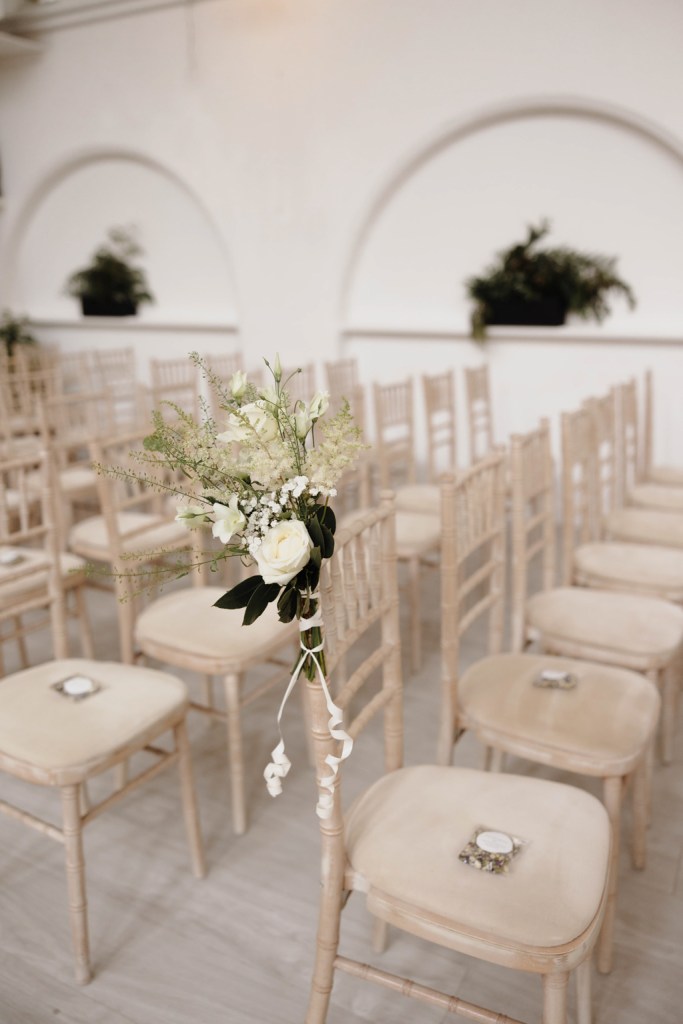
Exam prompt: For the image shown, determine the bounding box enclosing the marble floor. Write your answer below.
[0,569,681,1024]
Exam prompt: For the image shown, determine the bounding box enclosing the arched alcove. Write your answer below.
[7,148,238,324]
[342,98,683,336]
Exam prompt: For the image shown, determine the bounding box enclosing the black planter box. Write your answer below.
[80,296,138,317]
[485,295,567,327]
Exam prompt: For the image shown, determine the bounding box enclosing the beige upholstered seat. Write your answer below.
[70,510,190,559]
[574,542,683,602]
[135,583,298,835]
[439,455,656,974]
[526,586,683,665]
[346,765,610,951]
[648,464,683,486]
[391,481,440,513]
[459,653,658,772]
[629,481,683,511]
[304,497,611,1024]
[605,506,683,550]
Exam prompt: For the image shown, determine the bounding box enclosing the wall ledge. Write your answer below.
[29,316,238,334]
[342,324,683,346]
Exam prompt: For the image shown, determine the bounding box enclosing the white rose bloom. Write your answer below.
[217,401,279,444]
[230,370,248,399]
[211,496,247,544]
[175,504,208,529]
[293,402,313,439]
[255,519,312,585]
[309,391,330,420]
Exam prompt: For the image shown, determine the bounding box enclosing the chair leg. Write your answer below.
[597,775,623,974]
[631,758,648,870]
[488,747,505,773]
[61,784,91,985]
[306,873,345,1024]
[223,672,247,835]
[73,585,95,659]
[575,957,592,1024]
[200,674,214,710]
[660,663,677,765]
[174,720,206,878]
[372,917,388,953]
[14,616,29,669]
[542,971,568,1024]
[116,596,136,666]
[407,556,421,674]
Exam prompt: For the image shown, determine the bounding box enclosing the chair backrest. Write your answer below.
[306,495,402,836]
[422,369,457,480]
[150,357,200,419]
[90,348,143,430]
[89,431,171,559]
[560,404,596,585]
[464,364,494,464]
[0,368,61,438]
[618,378,642,500]
[373,378,416,489]
[0,449,67,660]
[204,351,243,383]
[585,389,619,519]
[440,453,506,758]
[56,349,94,394]
[643,369,654,479]
[510,418,556,652]
[282,363,317,406]
[325,358,359,405]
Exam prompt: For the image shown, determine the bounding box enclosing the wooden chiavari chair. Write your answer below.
[281,362,316,406]
[618,378,683,511]
[90,347,146,430]
[464,363,495,464]
[0,472,205,982]
[439,453,657,973]
[150,356,201,420]
[304,495,611,1024]
[643,369,683,487]
[422,368,457,480]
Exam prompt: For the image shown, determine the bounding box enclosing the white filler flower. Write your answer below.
[212,496,247,544]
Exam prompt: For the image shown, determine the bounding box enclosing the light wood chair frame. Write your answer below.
[464,363,495,465]
[422,368,457,480]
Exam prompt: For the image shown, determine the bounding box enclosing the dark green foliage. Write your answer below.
[0,310,36,358]
[466,220,635,339]
[66,227,154,312]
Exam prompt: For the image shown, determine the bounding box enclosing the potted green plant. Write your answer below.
[66,227,154,317]
[466,220,635,339]
[0,309,37,359]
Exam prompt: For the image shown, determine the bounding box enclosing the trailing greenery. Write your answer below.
[0,310,37,358]
[66,226,154,313]
[466,220,636,339]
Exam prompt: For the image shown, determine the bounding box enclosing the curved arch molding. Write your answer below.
[340,95,683,329]
[4,146,238,320]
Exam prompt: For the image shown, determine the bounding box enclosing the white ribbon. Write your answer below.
[263,600,353,819]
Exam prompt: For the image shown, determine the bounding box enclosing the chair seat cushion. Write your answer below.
[345,765,609,949]
[574,542,683,601]
[395,484,441,514]
[526,586,683,663]
[0,550,86,609]
[459,653,659,772]
[629,483,683,512]
[649,465,683,487]
[0,658,187,774]
[395,510,441,558]
[135,587,297,667]
[69,512,189,559]
[605,508,683,550]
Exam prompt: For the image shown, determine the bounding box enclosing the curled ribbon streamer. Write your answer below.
[263,601,353,816]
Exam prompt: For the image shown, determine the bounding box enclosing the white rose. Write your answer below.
[293,401,313,439]
[175,504,208,529]
[217,401,279,444]
[211,496,246,544]
[230,370,247,399]
[255,519,312,585]
[309,391,329,420]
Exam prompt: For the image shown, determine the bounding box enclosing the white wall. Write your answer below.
[1,0,682,460]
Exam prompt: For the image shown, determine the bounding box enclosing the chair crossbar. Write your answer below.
[0,798,65,843]
[525,537,546,563]
[334,956,526,1024]
[458,590,499,636]
[458,558,497,601]
[347,685,398,740]
[334,642,395,711]
[458,524,501,561]
[81,748,179,826]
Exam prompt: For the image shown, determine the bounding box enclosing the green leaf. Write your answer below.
[243,582,281,626]
[320,524,335,559]
[309,545,322,568]
[277,586,298,623]
[213,576,261,610]
[313,504,336,535]
[307,516,324,551]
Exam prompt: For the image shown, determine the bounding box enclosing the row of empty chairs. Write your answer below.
[0,345,680,1024]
